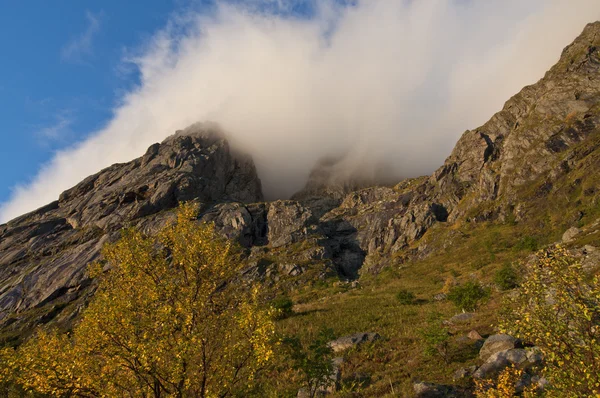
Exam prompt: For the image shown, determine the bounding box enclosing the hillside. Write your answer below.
[1,21,600,397]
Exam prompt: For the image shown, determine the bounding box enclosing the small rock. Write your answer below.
[453,365,477,380]
[413,382,459,398]
[479,334,521,361]
[468,330,483,340]
[433,293,447,301]
[584,245,597,253]
[446,312,474,325]
[562,227,581,243]
[328,332,381,353]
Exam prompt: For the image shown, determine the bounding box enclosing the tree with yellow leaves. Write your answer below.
[0,203,275,397]
[501,246,600,397]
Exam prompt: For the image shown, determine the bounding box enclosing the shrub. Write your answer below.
[494,263,519,290]
[419,312,450,364]
[283,328,336,398]
[514,236,538,252]
[474,366,537,398]
[447,281,490,312]
[501,246,600,396]
[396,289,416,305]
[271,296,294,319]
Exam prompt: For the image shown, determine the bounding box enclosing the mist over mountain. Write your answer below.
[1,0,599,223]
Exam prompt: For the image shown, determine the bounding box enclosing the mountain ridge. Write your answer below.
[1,21,600,346]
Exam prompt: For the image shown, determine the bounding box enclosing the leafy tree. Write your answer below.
[283,328,336,398]
[501,246,600,396]
[0,203,275,397]
[419,313,450,364]
[447,281,490,312]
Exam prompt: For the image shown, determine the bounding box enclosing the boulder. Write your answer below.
[446,312,474,324]
[328,332,381,353]
[562,227,582,243]
[479,334,521,361]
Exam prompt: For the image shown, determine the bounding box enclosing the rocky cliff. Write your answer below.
[0,124,263,343]
[2,22,600,344]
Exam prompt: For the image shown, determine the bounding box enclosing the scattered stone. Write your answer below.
[453,365,477,381]
[562,227,581,243]
[328,332,381,353]
[413,381,460,398]
[468,330,483,340]
[433,293,447,301]
[479,334,521,361]
[446,312,474,325]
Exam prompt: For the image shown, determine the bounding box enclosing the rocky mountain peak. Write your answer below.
[0,124,263,341]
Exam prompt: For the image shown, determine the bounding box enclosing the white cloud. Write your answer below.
[61,11,102,63]
[2,0,600,223]
[35,114,73,142]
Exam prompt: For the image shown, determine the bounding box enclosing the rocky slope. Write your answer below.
[1,22,600,344]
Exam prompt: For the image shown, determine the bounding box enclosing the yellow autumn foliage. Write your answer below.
[500,246,600,397]
[0,203,275,397]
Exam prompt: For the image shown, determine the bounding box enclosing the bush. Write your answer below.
[494,263,519,290]
[514,236,538,252]
[419,312,450,364]
[501,246,600,396]
[283,328,336,398]
[271,296,294,319]
[447,281,490,312]
[396,289,416,305]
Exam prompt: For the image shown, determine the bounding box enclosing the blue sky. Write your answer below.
[0,1,197,204]
[0,0,322,207]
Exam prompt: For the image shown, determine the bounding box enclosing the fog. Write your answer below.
[2,0,600,223]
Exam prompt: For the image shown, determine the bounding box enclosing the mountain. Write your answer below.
[1,21,600,351]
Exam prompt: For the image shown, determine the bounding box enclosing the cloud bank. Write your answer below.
[2,0,600,223]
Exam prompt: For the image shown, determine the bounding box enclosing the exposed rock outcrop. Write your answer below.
[0,123,263,343]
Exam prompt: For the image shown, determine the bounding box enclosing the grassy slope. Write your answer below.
[263,129,600,397]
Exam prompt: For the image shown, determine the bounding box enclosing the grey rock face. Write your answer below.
[267,201,318,248]
[0,123,263,340]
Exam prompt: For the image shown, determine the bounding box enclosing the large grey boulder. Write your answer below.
[479,334,521,361]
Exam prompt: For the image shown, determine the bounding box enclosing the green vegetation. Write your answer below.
[395,289,417,305]
[283,328,336,398]
[419,313,451,364]
[271,295,294,320]
[447,282,490,312]
[494,263,519,290]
